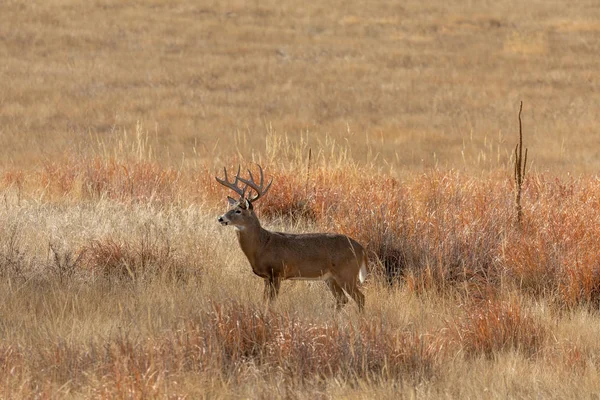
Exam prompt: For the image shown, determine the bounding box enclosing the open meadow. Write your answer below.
[1,0,600,398]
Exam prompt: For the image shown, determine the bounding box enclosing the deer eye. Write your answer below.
[235,210,242,214]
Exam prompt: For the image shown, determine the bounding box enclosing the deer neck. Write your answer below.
[236,217,268,267]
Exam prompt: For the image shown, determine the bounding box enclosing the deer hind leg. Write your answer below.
[263,276,281,304]
[335,276,365,312]
[346,284,365,312]
[326,279,349,310]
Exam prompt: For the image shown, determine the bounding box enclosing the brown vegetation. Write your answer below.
[3,149,600,396]
[2,0,600,397]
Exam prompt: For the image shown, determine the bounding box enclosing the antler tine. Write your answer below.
[215,165,247,199]
[234,165,250,198]
[238,164,273,202]
[257,165,273,197]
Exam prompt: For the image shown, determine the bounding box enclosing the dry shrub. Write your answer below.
[79,237,136,278]
[41,161,79,197]
[553,343,587,374]
[83,159,180,203]
[560,256,600,309]
[6,336,177,398]
[501,231,559,297]
[404,264,454,296]
[92,336,168,399]
[2,169,25,190]
[0,302,437,397]
[256,169,317,221]
[17,157,600,309]
[0,345,24,375]
[40,158,180,203]
[0,345,29,399]
[149,166,600,308]
[0,222,27,277]
[78,230,181,280]
[374,243,408,285]
[187,165,233,208]
[336,170,509,292]
[197,301,436,380]
[318,170,600,307]
[447,299,546,357]
[501,176,600,308]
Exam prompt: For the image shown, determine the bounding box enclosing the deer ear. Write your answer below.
[245,199,253,210]
[227,196,237,206]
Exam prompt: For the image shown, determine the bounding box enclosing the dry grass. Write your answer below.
[3,148,600,396]
[2,0,600,398]
[1,0,600,172]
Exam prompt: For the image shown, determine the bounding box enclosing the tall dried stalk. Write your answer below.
[514,101,528,226]
[305,147,312,199]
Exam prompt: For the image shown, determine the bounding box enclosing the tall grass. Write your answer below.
[3,139,600,396]
[5,142,600,309]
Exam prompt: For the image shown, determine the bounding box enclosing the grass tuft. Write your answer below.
[447,299,546,357]
[78,229,180,280]
[197,301,437,380]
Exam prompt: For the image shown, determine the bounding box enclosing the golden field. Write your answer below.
[1,0,600,398]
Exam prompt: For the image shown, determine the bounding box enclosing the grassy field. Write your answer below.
[2,0,600,398]
[2,0,600,172]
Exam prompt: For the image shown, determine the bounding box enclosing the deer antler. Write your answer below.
[238,164,273,202]
[215,165,248,199]
[215,164,273,202]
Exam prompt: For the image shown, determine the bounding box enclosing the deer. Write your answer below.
[216,165,367,311]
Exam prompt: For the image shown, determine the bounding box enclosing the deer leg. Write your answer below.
[326,279,349,310]
[347,285,365,312]
[263,276,281,303]
[337,279,365,312]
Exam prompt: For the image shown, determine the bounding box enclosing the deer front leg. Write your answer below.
[263,276,281,304]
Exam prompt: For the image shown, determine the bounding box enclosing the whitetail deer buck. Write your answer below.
[216,165,367,311]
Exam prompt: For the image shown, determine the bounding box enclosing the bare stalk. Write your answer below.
[305,147,312,200]
[514,101,528,226]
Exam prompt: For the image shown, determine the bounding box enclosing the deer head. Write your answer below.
[216,164,272,229]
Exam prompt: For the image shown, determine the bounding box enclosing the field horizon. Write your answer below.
[1,0,600,174]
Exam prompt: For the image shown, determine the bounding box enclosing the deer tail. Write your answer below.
[359,254,368,284]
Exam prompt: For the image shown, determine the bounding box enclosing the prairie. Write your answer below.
[1,0,600,398]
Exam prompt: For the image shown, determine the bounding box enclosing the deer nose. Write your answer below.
[218,216,224,223]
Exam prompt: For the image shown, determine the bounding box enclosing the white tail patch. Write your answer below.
[359,261,367,284]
